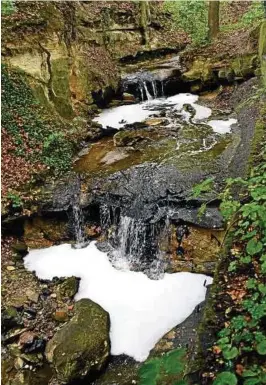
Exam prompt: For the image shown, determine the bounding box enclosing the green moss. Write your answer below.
[51,58,71,98]
[182,59,214,83]
[231,54,258,78]
[259,20,266,87]
[46,299,110,383]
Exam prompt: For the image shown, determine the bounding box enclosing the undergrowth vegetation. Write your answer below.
[1,65,75,209]
[192,111,266,384]
[164,1,264,46]
[163,0,208,46]
[139,348,189,385]
[221,1,264,32]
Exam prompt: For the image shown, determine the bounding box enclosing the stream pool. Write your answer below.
[24,242,212,362]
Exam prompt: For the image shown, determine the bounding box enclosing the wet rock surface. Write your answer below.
[93,356,140,385]
[45,299,110,384]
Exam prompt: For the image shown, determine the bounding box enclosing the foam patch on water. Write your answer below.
[193,104,212,121]
[208,118,237,134]
[94,93,211,129]
[94,103,159,130]
[24,242,212,362]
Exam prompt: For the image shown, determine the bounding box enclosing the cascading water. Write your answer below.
[99,203,167,277]
[122,71,164,102]
[143,81,153,101]
[72,202,86,248]
[139,79,163,101]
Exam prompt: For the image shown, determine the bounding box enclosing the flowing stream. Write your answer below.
[93,92,236,132]
[23,85,239,362]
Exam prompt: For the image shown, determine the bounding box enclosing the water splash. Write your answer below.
[100,208,166,278]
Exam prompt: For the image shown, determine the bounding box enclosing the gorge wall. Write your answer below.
[2,1,185,119]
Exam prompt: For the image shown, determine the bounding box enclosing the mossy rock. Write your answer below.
[259,20,266,87]
[113,129,153,147]
[231,54,258,78]
[45,299,110,383]
[218,67,235,82]
[2,306,23,332]
[182,59,214,83]
[58,277,79,299]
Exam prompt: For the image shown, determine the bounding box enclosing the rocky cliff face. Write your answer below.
[2,1,185,119]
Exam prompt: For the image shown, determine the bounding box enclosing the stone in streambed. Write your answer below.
[54,309,68,322]
[1,306,23,332]
[122,93,136,102]
[45,299,110,384]
[57,276,79,299]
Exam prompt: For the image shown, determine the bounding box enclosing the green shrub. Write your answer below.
[221,2,264,32]
[1,0,16,16]
[7,192,22,209]
[163,0,208,46]
[138,348,189,385]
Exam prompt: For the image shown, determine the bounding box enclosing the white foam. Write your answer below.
[94,103,159,130]
[208,118,237,134]
[24,242,212,362]
[192,104,212,121]
[93,93,207,129]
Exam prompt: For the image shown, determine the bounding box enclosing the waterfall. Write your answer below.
[99,209,166,277]
[123,71,166,102]
[72,202,86,248]
[139,84,145,102]
[161,81,165,97]
[152,80,157,99]
[143,81,153,101]
[115,216,147,261]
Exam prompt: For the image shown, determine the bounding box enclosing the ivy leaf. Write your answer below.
[242,370,260,378]
[191,178,214,198]
[228,261,237,272]
[243,379,260,385]
[256,340,266,355]
[246,279,257,290]
[258,284,266,296]
[246,239,263,256]
[161,348,186,375]
[139,359,160,385]
[213,372,238,385]
[222,346,239,360]
[240,256,252,264]
[241,230,257,240]
[261,261,266,274]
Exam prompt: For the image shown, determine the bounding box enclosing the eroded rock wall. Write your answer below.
[2,1,184,119]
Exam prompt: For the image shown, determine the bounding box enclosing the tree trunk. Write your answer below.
[140,1,150,45]
[208,0,220,41]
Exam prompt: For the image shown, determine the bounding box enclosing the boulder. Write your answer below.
[1,306,23,332]
[182,59,214,83]
[45,299,110,384]
[122,93,136,102]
